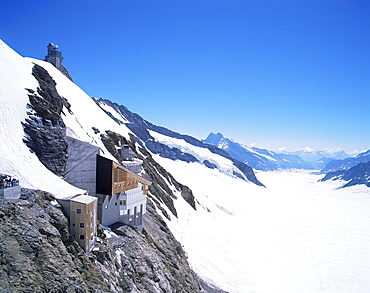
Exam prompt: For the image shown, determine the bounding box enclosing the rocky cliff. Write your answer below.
[0,189,226,292]
[23,64,71,176]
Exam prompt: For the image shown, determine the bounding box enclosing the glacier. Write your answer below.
[159,163,370,292]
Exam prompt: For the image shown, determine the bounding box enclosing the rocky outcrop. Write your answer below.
[0,189,112,292]
[0,189,221,292]
[23,64,71,175]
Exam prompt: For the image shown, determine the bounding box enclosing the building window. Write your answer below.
[77,209,81,214]
[80,235,84,240]
[80,223,84,228]
[115,202,117,206]
[72,223,75,226]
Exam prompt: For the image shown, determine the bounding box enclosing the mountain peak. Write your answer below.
[203,132,225,145]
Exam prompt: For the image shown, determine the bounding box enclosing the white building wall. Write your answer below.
[118,182,147,229]
[99,193,120,226]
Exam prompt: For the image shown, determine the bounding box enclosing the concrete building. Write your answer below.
[70,195,98,252]
[45,43,63,70]
[64,137,151,230]
[64,137,102,194]
[59,194,98,252]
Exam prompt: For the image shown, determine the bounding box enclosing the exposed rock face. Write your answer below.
[60,64,73,81]
[22,116,68,176]
[0,189,112,292]
[0,189,214,292]
[23,64,71,175]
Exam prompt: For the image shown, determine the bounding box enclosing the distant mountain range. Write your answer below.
[284,148,352,163]
[320,150,370,188]
[203,132,312,171]
[203,132,370,189]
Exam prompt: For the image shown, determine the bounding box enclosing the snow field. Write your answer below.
[153,157,370,293]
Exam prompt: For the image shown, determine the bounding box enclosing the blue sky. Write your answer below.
[1,0,369,152]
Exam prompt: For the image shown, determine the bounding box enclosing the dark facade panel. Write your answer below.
[96,155,113,195]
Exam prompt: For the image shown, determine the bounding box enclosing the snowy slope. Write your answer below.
[0,40,81,197]
[0,40,131,198]
[155,159,370,293]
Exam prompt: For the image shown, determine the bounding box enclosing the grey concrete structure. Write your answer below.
[45,43,63,70]
[64,137,102,194]
[0,185,21,199]
[58,194,98,252]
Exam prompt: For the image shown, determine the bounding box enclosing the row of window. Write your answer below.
[72,222,94,228]
[104,199,127,209]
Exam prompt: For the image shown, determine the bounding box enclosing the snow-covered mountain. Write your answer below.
[203,132,312,170]
[319,150,370,188]
[320,161,370,188]
[320,149,370,174]
[2,40,370,292]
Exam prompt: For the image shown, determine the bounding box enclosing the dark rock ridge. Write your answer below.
[0,189,218,292]
[320,161,370,188]
[203,132,312,171]
[95,98,264,186]
[23,64,72,175]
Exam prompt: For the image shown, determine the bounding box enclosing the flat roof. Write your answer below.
[71,194,97,204]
